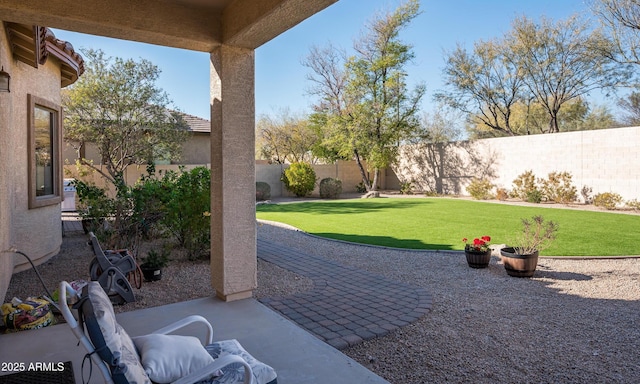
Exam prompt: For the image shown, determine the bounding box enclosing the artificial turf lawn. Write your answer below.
[256,197,640,256]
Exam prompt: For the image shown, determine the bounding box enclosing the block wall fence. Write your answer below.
[63,126,638,201]
[395,126,640,201]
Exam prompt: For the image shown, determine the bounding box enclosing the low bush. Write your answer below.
[355,182,367,193]
[594,192,623,210]
[466,178,494,200]
[400,181,414,195]
[282,162,316,197]
[581,185,593,205]
[526,189,543,204]
[511,170,540,201]
[319,178,342,199]
[496,188,509,201]
[161,166,211,259]
[541,171,577,204]
[256,181,271,201]
[626,199,640,211]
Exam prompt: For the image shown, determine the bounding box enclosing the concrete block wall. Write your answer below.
[256,160,399,198]
[396,126,640,201]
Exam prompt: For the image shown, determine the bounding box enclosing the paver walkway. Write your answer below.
[257,239,432,350]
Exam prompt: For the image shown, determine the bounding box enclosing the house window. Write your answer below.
[28,94,62,208]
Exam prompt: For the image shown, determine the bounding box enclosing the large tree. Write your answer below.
[63,49,189,192]
[617,91,640,125]
[255,109,322,164]
[508,15,630,133]
[304,0,425,192]
[439,14,631,136]
[468,98,619,137]
[591,0,640,65]
[437,38,524,136]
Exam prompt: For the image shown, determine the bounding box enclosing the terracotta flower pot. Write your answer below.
[500,247,539,277]
[465,249,491,268]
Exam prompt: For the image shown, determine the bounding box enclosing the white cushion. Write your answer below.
[133,334,214,383]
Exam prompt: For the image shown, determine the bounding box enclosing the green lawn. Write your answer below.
[256,198,640,256]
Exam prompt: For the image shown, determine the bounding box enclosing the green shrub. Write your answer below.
[355,182,367,193]
[541,171,577,204]
[71,179,114,222]
[319,178,342,199]
[256,181,271,201]
[282,162,316,197]
[594,192,623,210]
[526,189,543,204]
[161,167,211,259]
[511,170,540,201]
[400,181,414,195]
[466,178,494,200]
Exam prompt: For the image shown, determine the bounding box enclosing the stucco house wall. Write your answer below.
[0,24,84,301]
[63,113,212,167]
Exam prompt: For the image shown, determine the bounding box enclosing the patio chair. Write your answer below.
[59,281,278,384]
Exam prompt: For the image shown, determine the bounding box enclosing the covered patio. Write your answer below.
[0,0,392,382]
[1,295,389,383]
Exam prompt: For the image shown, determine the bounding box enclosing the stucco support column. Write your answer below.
[209,45,256,301]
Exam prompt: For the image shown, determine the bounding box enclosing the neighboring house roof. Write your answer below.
[178,112,211,133]
[4,22,84,87]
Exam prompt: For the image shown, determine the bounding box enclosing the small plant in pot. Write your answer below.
[463,236,492,268]
[140,249,169,282]
[501,215,559,277]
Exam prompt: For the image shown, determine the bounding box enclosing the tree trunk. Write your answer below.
[548,114,559,133]
[353,149,371,191]
[371,168,380,191]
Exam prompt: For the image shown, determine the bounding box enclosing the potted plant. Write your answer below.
[140,249,169,281]
[463,236,492,268]
[500,215,559,277]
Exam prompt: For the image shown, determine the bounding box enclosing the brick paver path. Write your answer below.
[258,239,432,350]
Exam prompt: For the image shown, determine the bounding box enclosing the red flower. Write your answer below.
[481,236,491,242]
[462,238,468,243]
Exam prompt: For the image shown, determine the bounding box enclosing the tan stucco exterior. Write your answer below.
[1,0,338,301]
[0,27,81,298]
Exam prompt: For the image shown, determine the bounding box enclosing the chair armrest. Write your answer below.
[151,315,214,345]
[171,354,254,384]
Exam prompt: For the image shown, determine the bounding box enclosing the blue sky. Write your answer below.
[52,0,595,120]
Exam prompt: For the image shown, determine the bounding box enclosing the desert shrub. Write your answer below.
[626,199,640,210]
[161,166,211,259]
[400,181,414,195]
[355,182,367,193]
[594,192,623,210]
[72,179,114,224]
[466,178,494,200]
[282,162,316,197]
[319,178,343,199]
[511,170,540,201]
[526,189,543,204]
[495,188,509,201]
[581,185,593,205]
[541,171,577,204]
[256,181,271,201]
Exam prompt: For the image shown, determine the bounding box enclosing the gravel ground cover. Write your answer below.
[5,217,640,383]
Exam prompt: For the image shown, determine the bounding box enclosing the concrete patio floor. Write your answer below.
[0,296,389,383]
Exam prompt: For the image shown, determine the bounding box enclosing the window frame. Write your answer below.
[28,94,62,209]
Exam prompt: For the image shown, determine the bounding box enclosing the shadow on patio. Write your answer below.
[0,296,389,383]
